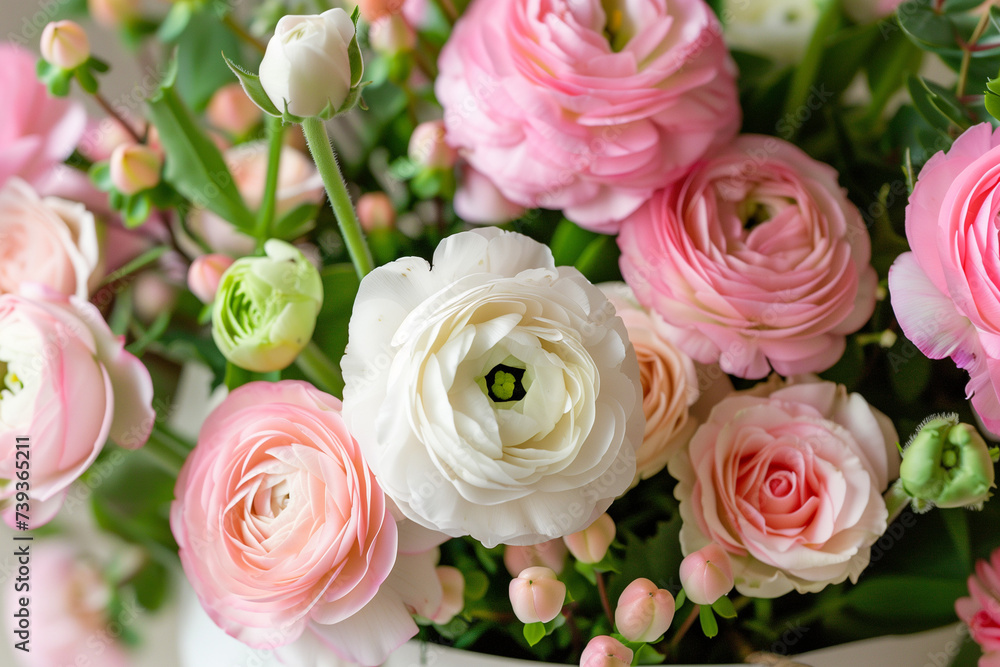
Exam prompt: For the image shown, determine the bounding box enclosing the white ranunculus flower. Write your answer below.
[258,9,356,118]
[723,0,820,65]
[341,229,644,547]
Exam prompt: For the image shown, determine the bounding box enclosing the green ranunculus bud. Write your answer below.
[899,414,998,511]
[211,240,323,372]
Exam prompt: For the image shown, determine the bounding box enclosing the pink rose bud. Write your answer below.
[509,566,566,624]
[87,0,140,28]
[207,83,262,136]
[504,539,568,577]
[369,14,416,55]
[109,144,162,195]
[408,120,457,170]
[563,513,615,564]
[430,566,465,625]
[41,21,90,70]
[580,635,633,667]
[679,543,734,606]
[188,254,235,303]
[357,192,396,232]
[614,578,675,642]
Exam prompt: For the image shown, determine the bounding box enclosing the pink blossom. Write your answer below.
[171,381,441,666]
[504,539,568,576]
[619,135,877,379]
[509,566,566,624]
[669,375,899,597]
[580,635,633,667]
[0,43,87,190]
[436,0,739,233]
[0,285,154,528]
[615,578,675,642]
[0,178,100,299]
[889,123,1000,435]
[957,547,1000,667]
[563,513,616,564]
[679,543,734,605]
[453,163,526,225]
[4,541,129,667]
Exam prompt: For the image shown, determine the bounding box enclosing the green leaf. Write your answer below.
[99,246,169,287]
[633,644,665,665]
[842,575,968,622]
[124,194,152,228]
[174,12,243,111]
[146,79,257,233]
[74,67,98,94]
[130,560,169,612]
[411,169,445,199]
[711,595,738,619]
[550,218,599,266]
[944,0,986,12]
[906,74,963,135]
[523,621,546,647]
[574,559,598,585]
[986,76,1000,123]
[940,508,972,572]
[158,1,193,42]
[272,202,319,240]
[89,161,113,191]
[463,570,490,602]
[575,235,621,284]
[898,0,964,55]
[699,605,719,639]
[674,589,686,608]
[223,54,282,117]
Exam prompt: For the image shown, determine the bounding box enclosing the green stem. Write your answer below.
[957,9,992,99]
[668,604,701,656]
[428,0,459,24]
[884,480,911,525]
[301,117,374,279]
[222,13,267,54]
[295,340,345,398]
[595,571,614,628]
[138,427,189,476]
[782,0,840,140]
[255,116,286,250]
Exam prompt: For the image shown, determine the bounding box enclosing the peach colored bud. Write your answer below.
[88,0,140,28]
[408,120,457,170]
[369,14,416,55]
[430,566,465,625]
[504,539,568,577]
[188,254,235,303]
[41,21,90,70]
[614,578,675,642]
[563,513,615,564]
[508,566,565,624]
[580,635,633,667]
[679,543,734,606]
[132,272,177,324]
[207,83,262,136]
[356,0,406,22]
[109,144,162,195]
[356,192,396,232]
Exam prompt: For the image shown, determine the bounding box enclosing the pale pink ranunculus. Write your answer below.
[171,381,443,666]
[187,142,323,256]
[0,178,100,299]
[0,285,154,528]
[956,547,1000,667]
[889,123,1000,436]
[453,163,526,225]
[619,135,877,379]
[601,283,699,482]
[4,541,130,667]
[435,0,740,233]
[668,375,899,597]
[0,43,87,190]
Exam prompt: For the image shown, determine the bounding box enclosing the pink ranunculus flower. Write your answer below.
[619,135,877,379]
[0,178,100,299]
[601,282,699,482]
[187,142,323,256]
[668,375,899,597]
[4,541,130,667]
[171,381,442,666]
[0,43,87,190]
[435,0,740,233]
[0,285,154,528]
[957,547,1000,667]
[889,123,1000,436]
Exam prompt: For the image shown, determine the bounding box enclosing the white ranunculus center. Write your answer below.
[0,322,40,429]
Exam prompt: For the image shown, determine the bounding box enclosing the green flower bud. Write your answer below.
[899,414,997,511]
[211,240,323,372]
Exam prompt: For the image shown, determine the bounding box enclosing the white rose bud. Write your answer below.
[259,9,358,118]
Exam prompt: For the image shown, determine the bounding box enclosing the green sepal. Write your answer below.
[223,53,283,117]
[75,67,99,94]
[699,604,719,639]
[90,161,113,192]
[88,56,110,73]
[674,589,687,608]
[123,193,153,228]
[348,6,365,88]
[985,76,1000,124]
[523,621,545,647]
[711,595,738,619]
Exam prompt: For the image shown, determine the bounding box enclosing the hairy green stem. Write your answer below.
[255,116,286,250]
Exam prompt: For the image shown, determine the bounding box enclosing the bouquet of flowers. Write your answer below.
[4,0,1000,665]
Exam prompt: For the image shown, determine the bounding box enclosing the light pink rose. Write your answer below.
[0,178,100,299]
[619,135,877,379]
[0,285,154,528]
[435,0,740,233]
[171,381,443,666]
[889,123,1000,436]
[4,541,130,667]
[0,43,87,190]
[668,375,899,597]
[956,547,1000,667]
[188,142,323,256]
[601,283,699,481]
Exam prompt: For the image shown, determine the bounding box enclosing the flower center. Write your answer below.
[483,363,527,403]
[601,0,633,52]
[0,359,23,400]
